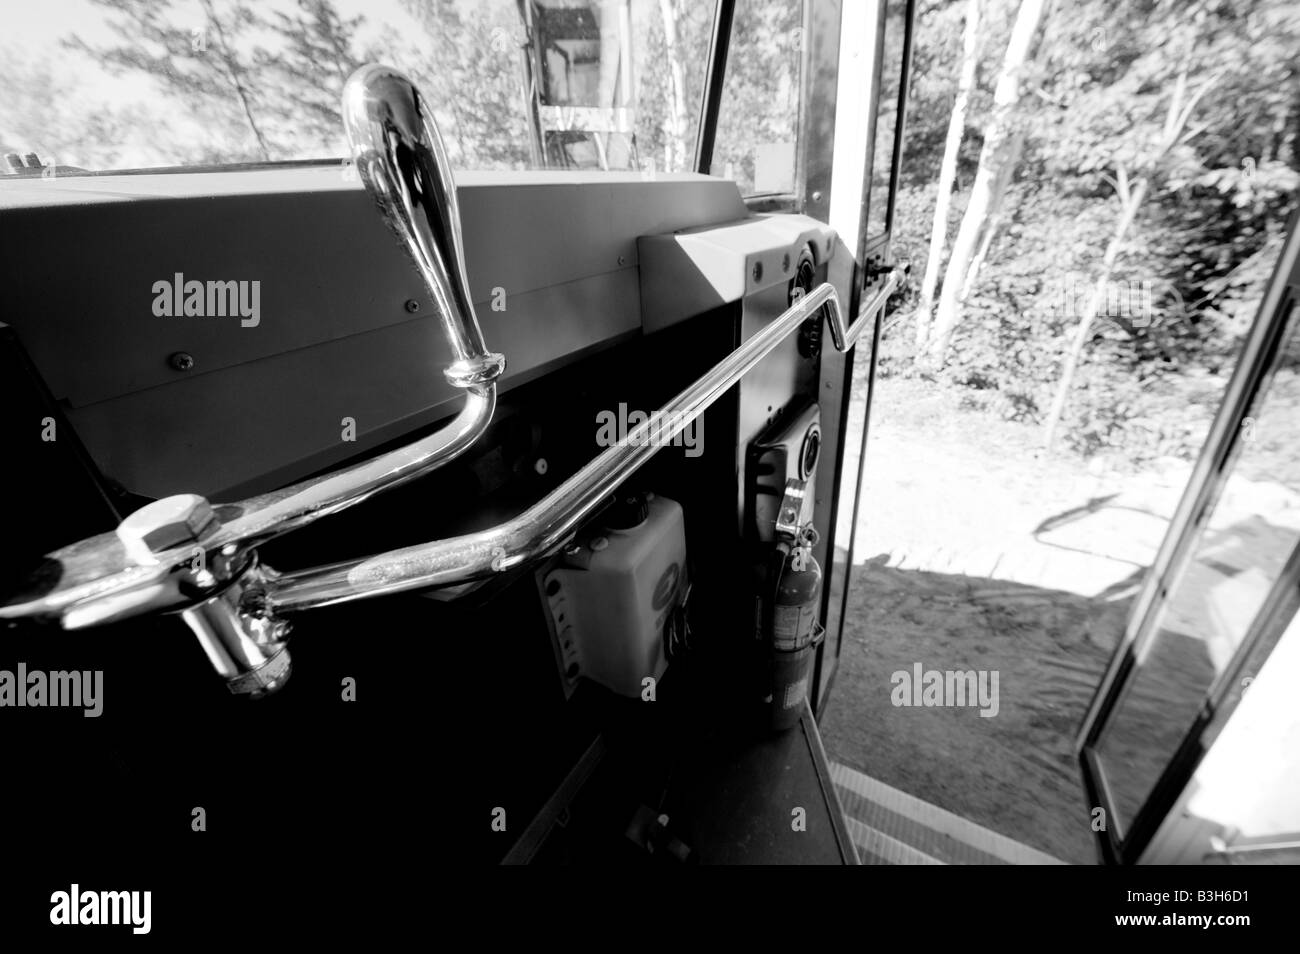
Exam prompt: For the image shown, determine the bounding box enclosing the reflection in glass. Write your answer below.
[864,0,906,239]
[1177,605,1300,864]
[708,0,802,195]
[1095,314,1300,834]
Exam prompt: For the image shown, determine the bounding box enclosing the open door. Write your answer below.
[1077,208,1300,865]
[812,0,916,717]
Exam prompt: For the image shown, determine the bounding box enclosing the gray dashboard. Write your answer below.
[0,168,835,500]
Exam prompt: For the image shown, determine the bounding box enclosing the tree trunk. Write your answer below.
[960,130,1022,300]
[914,0,982,352]
[1041,67,1219,450]
[659,0,688,171]
[595,0,625,170]
[926,0,1045,365]
[1041,174,1148,450]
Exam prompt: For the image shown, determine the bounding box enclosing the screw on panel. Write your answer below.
[404,299,420,313]
[169,352,194,372]
[752,261,763,283]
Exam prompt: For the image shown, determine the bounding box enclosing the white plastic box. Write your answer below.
[541,494,687,698]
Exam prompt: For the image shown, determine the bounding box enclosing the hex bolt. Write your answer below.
[116,493,220,565]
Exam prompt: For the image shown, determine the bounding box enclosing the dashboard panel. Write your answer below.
[0,169,748,498]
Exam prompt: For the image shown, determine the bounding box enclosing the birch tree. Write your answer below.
[926,0,1046,365]
[958,130,1021,299]
[659,0,689,171]
[1042,68,1221,450]
[914,0,982,352]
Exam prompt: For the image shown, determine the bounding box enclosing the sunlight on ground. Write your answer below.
[822,374,1299,863]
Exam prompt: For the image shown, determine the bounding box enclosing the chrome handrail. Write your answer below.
[265,272,902,613]
[0,62,904,696]
[0,65,504,632]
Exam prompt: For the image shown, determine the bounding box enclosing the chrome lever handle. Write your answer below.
[342,64,504,388]
[1,66,505,698]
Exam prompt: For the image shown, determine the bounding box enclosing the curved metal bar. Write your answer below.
[0,65,504,628]
[266,272,901,613]
[219,386,496,547]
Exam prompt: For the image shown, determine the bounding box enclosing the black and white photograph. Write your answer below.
[0,0,1294,936]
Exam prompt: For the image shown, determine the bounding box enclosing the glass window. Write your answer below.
[865,0,907,239]
[0,0,716,177]
[1175,605,1300,863]
[708,0,803,196]
[1094,303,1300,835]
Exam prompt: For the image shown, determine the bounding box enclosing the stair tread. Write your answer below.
[831,761,1067,865]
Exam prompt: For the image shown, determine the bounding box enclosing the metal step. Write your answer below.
[830,761,1067,865]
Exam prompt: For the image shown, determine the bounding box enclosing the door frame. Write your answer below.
[1076,207,1300,864]
[814,0,916,716]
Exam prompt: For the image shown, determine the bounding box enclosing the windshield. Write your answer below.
[0,0,735,178]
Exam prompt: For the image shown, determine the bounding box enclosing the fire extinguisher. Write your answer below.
[760,524,825,731]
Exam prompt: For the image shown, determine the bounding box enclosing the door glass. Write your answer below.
[708,0,803,195]
[527,0,717,172]
[1094,301,1300,835]
[1175,600,1300,863]
[864,0,907,240]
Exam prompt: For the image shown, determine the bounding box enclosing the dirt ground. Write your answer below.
[820,370,1300,864]
[819,376,1188,864]
[823,558,1123,863]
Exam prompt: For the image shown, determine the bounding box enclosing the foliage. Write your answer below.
[893,0,1300,465]
[709,0,801,193]
[0,0,715,173]
[3,0,1298,468]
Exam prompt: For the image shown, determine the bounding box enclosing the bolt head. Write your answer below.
[117,493,220,564]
